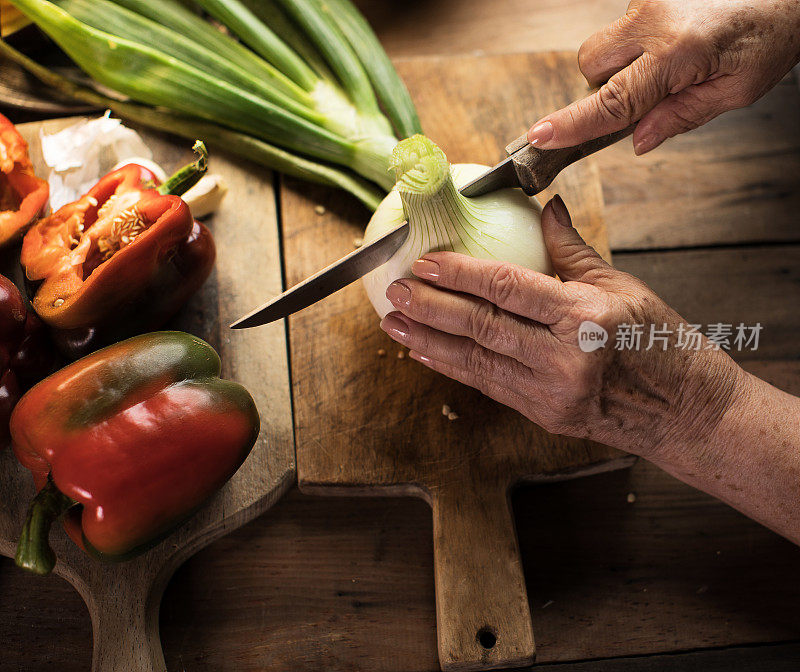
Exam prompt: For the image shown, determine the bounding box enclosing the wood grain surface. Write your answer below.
[281,52,635,671]
[0,119,294,672]
[599,75,800,251]
[353,0,623,57]
[1,15,799,672]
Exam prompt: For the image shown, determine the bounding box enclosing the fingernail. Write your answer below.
[551,194,572,227]
[633,134,662,155]
[386,280,412,307]
[380,314,409,340]
[528,120,554,147]
[412,258,440,281]
[409,351,431,364]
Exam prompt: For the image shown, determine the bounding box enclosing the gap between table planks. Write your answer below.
[282,51,636,672]
[0,119,294,672]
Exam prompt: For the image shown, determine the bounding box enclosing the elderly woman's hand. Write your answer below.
[380,196,744,459]
[527,0,800,154]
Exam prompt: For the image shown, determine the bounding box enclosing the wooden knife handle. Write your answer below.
[507,125,635,196]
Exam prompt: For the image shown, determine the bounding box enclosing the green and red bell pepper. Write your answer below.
[11,331,260,574]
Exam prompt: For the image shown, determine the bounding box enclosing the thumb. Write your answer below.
[528,53,668,149]
[633,84,729,154]
[541,195,612,283]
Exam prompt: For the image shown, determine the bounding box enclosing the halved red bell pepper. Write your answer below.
[11,331,260,574]
[0,113,49,247]
[20,141,215,358]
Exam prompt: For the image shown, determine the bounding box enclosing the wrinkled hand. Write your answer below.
[380,196,744,459]
[527,0,800,154]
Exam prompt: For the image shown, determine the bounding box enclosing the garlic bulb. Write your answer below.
[362,135,552,318]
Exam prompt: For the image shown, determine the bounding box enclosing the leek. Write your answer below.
[0,38,384,210]
[111,0,310,103]
[312,0,422,138]
[238,0,335,81]
[8,0,421,194]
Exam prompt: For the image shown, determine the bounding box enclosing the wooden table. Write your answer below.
[2,1,800,670]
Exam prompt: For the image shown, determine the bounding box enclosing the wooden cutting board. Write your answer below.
[0,119,294,672]
[282,51,636,671]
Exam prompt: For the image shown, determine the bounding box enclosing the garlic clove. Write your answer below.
[181,174,228,219]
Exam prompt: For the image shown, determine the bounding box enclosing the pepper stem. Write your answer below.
[15,477,78,576]
[156,140,209,197]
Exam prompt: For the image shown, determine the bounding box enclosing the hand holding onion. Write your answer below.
[380,195,741,458]
[379,196,800,544]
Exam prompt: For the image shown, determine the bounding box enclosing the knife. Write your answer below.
[231,125,634,329]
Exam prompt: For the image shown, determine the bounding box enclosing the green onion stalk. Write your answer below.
[0,36,384,210]
[7,0,423,197]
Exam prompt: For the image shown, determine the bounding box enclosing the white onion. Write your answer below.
[362,136,551,318]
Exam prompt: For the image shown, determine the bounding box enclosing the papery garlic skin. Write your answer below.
[181,174,229,218]
[362,162,550,319]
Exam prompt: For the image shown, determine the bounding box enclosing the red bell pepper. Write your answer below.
[0,113,49,247]
[0,273,59,447]
[20,141,215,358]
[11,331,260,574]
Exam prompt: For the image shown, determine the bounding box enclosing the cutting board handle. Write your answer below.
[82,573,167,672]
[431,482,534,671]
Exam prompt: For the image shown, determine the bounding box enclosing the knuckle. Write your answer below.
[553,293,614,344]
[668,108,701,134]
[486,263,522,306]
[467,301,500,346]
[518,332,549,367]
[447,259,466,289]
[565,104,582,131]
[670,26,705,56]
[597,78,636,122]
[413,322,432,352]
[564,242,605,273]
[577,43,593,74]
[465,340,490,379]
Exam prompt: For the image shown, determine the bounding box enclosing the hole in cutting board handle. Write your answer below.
[476,626,497,650]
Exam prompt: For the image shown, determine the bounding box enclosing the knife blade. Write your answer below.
[231,176,474,329]
[230,220,410,329]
